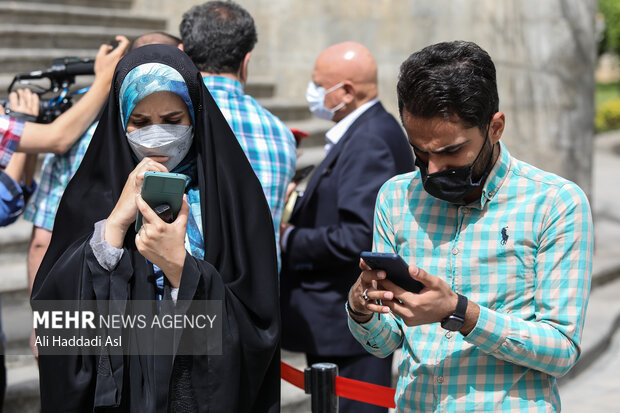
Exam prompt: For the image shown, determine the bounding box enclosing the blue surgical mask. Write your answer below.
[305,81,345,120]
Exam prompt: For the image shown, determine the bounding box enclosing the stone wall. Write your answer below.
[132,0,597,195]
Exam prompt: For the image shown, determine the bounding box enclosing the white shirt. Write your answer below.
[324,98,380,154]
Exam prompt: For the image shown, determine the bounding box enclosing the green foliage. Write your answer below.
[600,0,620,55]
[596,82,620,108]
[596,98,620,132]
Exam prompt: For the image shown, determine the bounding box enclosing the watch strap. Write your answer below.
[454,293,467,320]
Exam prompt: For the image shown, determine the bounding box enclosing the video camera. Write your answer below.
[1,57,94,123]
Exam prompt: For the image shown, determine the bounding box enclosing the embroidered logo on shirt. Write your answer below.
[501,226,509,245]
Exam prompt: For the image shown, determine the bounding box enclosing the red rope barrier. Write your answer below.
[280,361,396,408]
[281,361,305,390]
[335,375,396,408]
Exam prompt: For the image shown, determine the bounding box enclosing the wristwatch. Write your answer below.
[441,293,468,331]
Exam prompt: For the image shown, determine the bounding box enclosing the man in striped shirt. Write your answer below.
[346,41,593,412]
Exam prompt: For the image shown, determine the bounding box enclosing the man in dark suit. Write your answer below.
[280,42,414,413]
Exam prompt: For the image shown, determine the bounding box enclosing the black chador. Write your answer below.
[32,45,280,413]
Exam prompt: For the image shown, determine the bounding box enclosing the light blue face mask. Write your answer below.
[305,81,345,120]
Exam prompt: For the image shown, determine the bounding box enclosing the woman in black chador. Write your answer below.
[31,44,280,412]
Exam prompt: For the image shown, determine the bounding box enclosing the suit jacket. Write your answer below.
[280,101,414,356]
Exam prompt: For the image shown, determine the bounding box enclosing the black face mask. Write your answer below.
[415,135,495,204]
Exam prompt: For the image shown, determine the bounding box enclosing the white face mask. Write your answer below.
[305,81,345,121]
[126,124,193,171]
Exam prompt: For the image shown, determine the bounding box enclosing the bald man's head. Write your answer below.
[311,42,378,121]
[130,32,182,51]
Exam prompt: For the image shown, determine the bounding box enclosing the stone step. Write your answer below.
[0,2,166,30]
[285,117,333,147]
[258,98,312,122]
[15,0,132,8]
[1,280,33,352]
[0,24,145,50]
[0,48,99,74]
[0,219,32,256]
[244,78,276,99]
[1,77,279,109]
[4,354,40,413]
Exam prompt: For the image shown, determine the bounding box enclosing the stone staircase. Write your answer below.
[0,1,329,411]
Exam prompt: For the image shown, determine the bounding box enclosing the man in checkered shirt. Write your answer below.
[180,1,297,272]
[346,41,593,412]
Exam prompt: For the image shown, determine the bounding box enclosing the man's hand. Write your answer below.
[352,259,480,334]
[285,181,297,204]
[8,89,40,117]
[280,221,291,241]
[372,266,459,327]
[135,194,189,288]
[347,259,390,323]
[92,35,130,89]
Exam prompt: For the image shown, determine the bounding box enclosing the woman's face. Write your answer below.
[126,91,191,133]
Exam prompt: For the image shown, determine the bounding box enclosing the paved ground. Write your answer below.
[556,130,620,412]
[561,285,620,412]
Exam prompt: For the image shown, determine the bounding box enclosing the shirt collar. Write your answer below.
[325,98,379,148]
[202,75,244,97]
[473,141,512,209]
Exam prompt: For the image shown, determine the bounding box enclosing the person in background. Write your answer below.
[347,40,593,412]
[23,36,130,301]
[0,90,39,227]
[0,88,40,410]
[180,0,297,271]
[129,31,182,51]
[279,41,414,413]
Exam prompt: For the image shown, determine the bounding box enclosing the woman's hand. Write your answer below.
[105,156,168,248]
[135,194,190,288]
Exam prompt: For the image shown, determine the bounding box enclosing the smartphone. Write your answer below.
[360,251,424,293]
[135,171,187,232]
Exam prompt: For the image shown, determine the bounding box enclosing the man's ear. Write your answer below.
[342,81,355,105]
[178,43,185,51]
[239,52,252,84]
[489,112,505,144]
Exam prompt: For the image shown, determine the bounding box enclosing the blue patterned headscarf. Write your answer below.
[119,62,195,129]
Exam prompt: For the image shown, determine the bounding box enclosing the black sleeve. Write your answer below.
[174,254,280,413]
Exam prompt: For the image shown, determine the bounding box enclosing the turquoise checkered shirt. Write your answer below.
[24,122,97,231]
[348,143,593,412]
[203,76,296,271]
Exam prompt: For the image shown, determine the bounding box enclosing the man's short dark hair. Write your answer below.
[130,31,182,51]
[179,1,257,74]
[397,41,499,131]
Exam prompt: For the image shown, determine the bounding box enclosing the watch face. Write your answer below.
[441,316,464,331]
